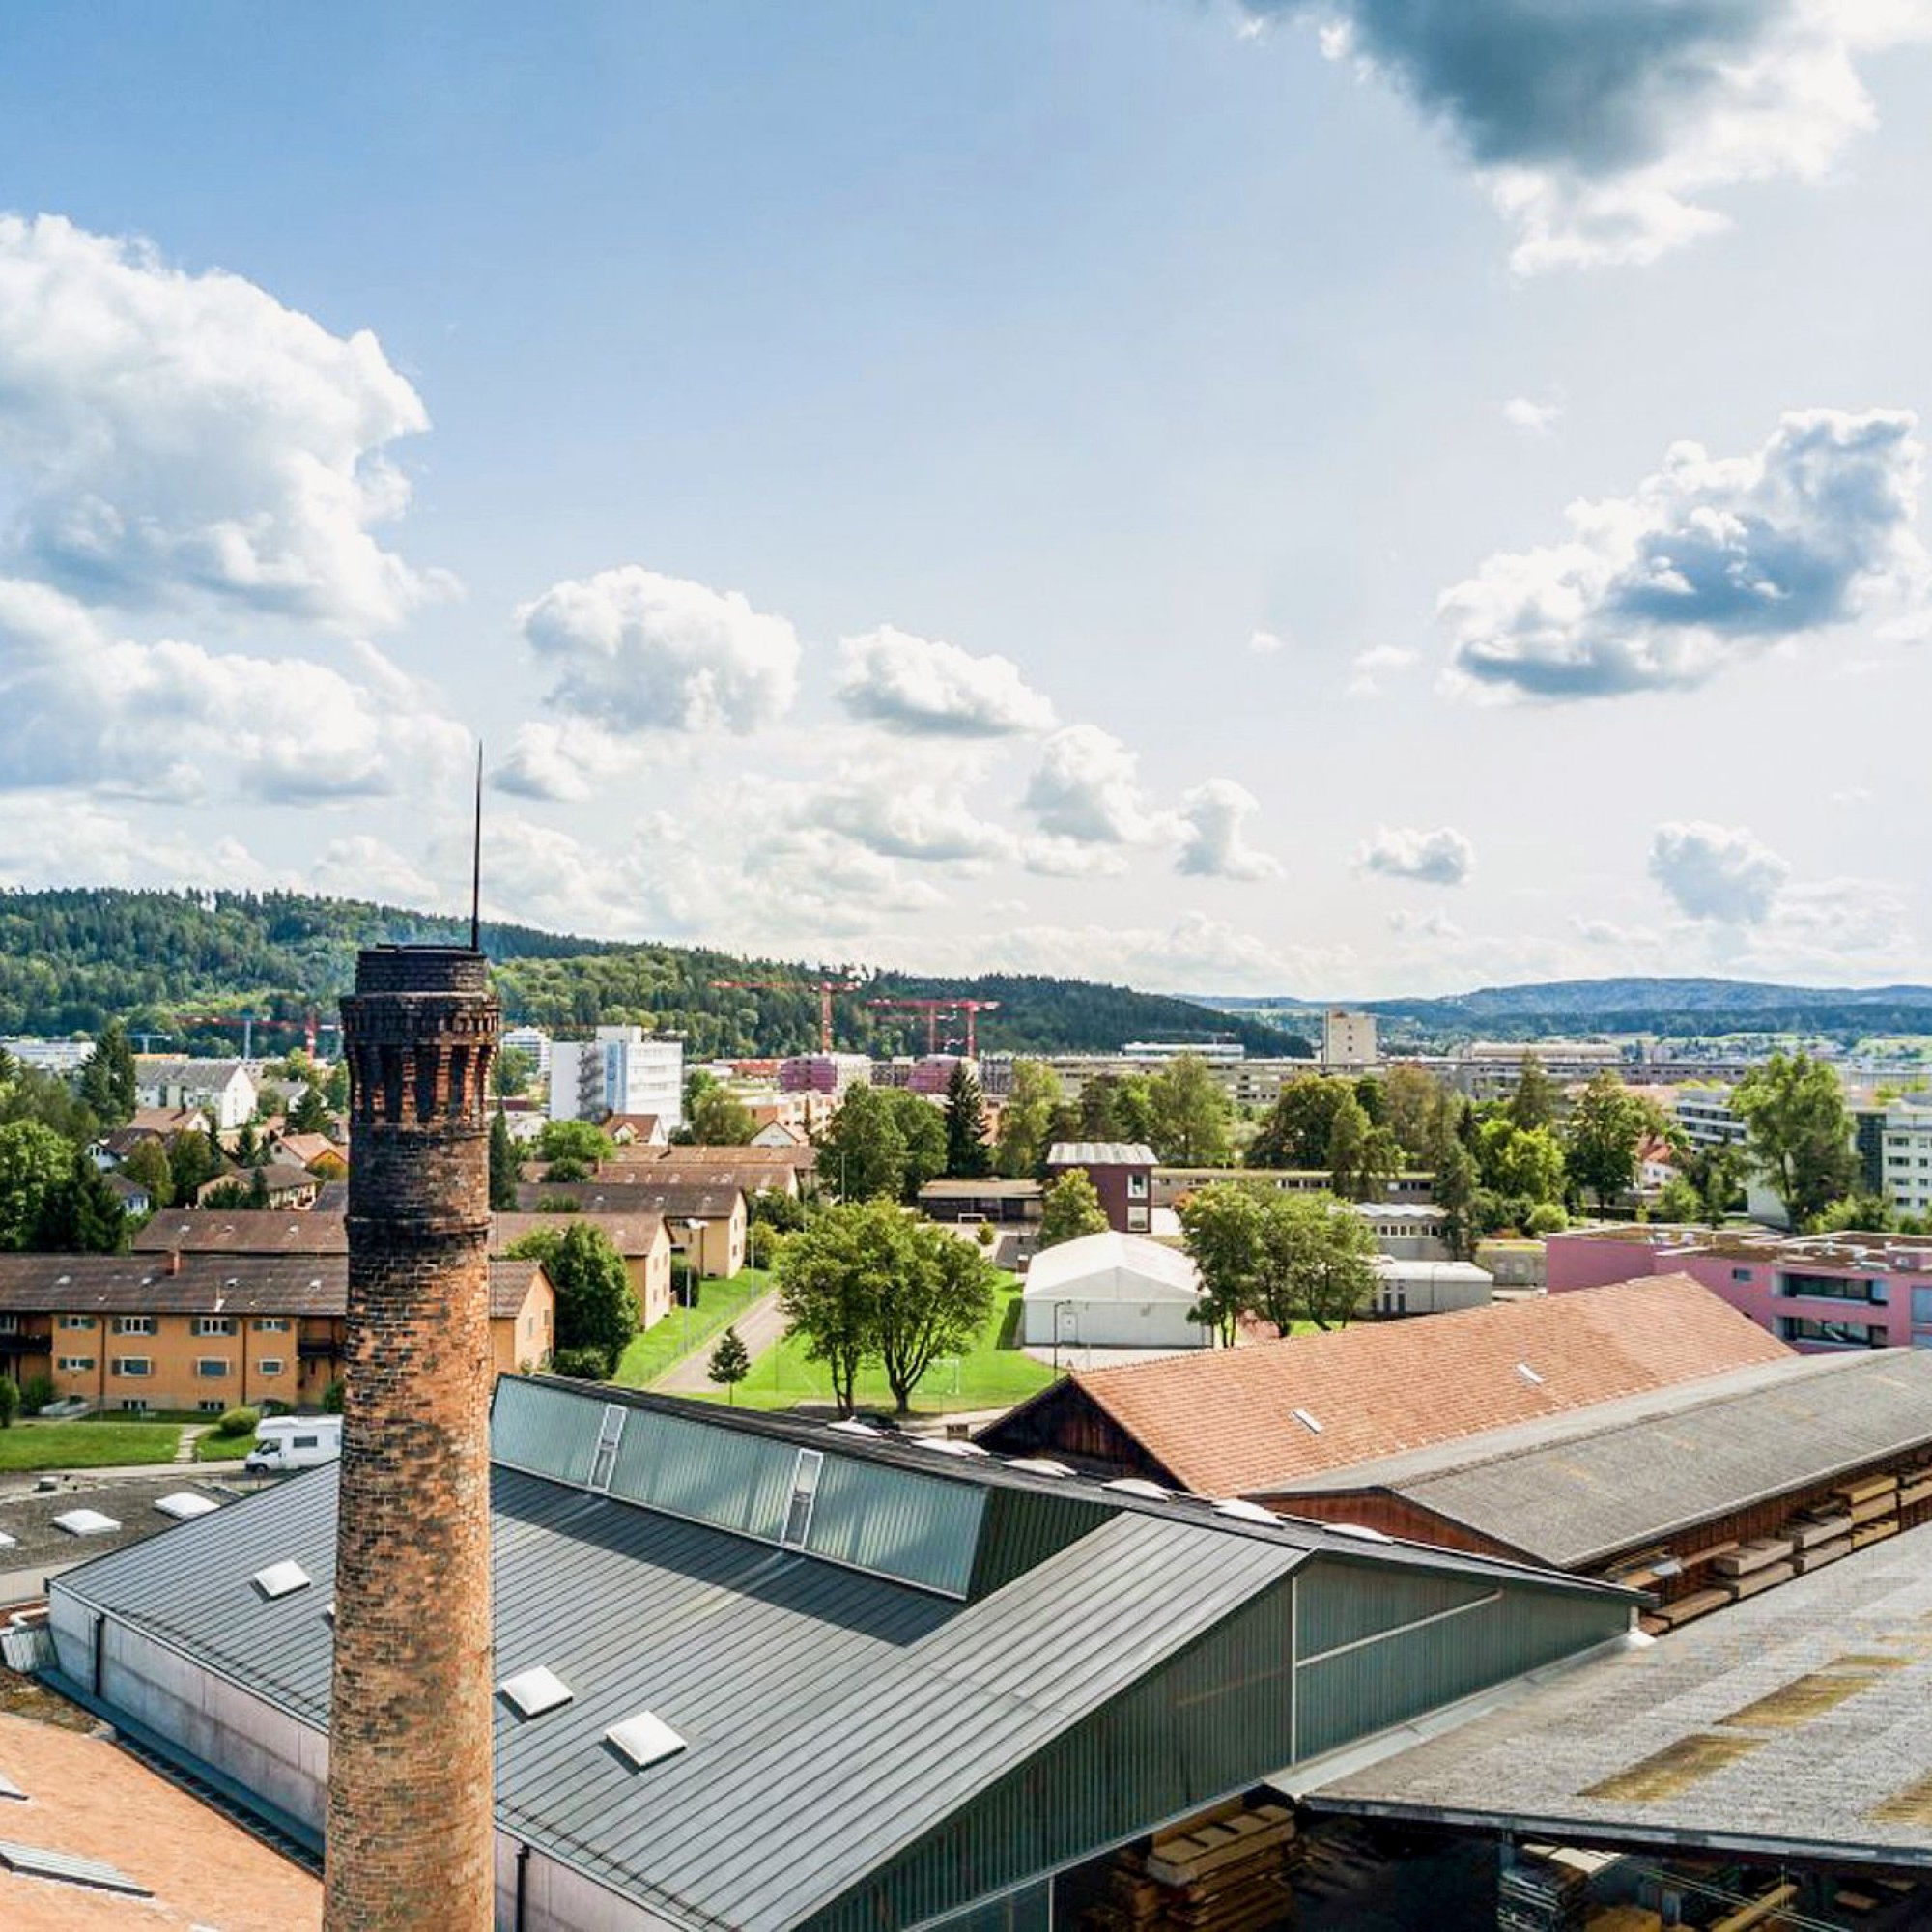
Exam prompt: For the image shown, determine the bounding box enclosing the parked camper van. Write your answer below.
[244,1415,343,1475]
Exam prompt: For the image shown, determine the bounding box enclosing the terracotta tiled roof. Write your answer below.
[1039,1274,1792,1497]
[131,1208,667,1261]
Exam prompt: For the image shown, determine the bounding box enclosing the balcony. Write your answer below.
[0,1332,51,1354]
[298,1338,344,1361]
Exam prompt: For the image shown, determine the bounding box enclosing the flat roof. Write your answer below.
[1307,1519,1932,1869]
[1552,1224,1932,1274]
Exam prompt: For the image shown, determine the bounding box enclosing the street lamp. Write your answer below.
[683,1219,702,1356]
[1051,1299,1073,1376]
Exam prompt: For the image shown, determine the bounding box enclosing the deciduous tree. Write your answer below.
[1178,1182,1263,1346]
[1038,1169,1108,1248]
[1147,1054,1232,1164]
[1732,1053,1857,1230]
[994,1060,1060,1179]
[1563,1072,1662,1211]
[1506,1053,1558,1131]
[506,1222,638,1377]
[0,1122,75,1249]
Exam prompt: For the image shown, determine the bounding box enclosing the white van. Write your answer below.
[245,1415,343,1475]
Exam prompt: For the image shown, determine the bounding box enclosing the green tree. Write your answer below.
[0,1377,18,1429]
[285,1079,335,1137]
[774,1199,893,1412]
[820,1085,907,1201]
[1679,1142,1749,1224]
[1249,1075,1349,1170]
[1353,1074,1386,1127]
[1653,1173,1702,1223]
[493,1044,537,1097]
[0,1121,75,1249]
[1178,1181,1264,1346]
[1475,1117,1567,1206]
[1506,1053,1559,1131]
[165,1128,223,1199]
[993,1060,1060,1178]
[872,1220,998,1413]
[1147,1054,1233,1164]
[1037,1169,1109,1248]
[1812,1193,1895,1234]
[1254,1191,1379,1333]
[506,1222,638,1376]
[119,1136,175,1210]
[1563,1072,1662,1211]
[535,1119,613,1168]
[942,1063,991,1179]
[490,1107,521,1211]
[77,1021,136,1127]
[707,1325,752,1403]
[883,1090,947,1199]
[689,1083,757,1145]
[1382,1064,1445,1160]
[34,1149,128,1253]
[1732,1053,1857,1229]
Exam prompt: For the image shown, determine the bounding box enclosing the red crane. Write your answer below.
[710,979,860,1054]
[867,996,1001,1059]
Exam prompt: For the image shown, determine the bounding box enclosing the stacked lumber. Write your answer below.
[1794,1536,1852,1575]
[1711,1537,1798,1603]
[1498,1851,1587,1930]
[1083,1801,1298,1930]
[1649,1586,1729,1631]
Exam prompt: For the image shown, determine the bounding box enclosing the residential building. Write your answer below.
[1353,1202,1450,1258]
[501,1023,553,1081]
[1046,1141,1156,1235]
[778,1052,872,1095]
[1880,1100,1932,1216]
[1,1036,95,1074]
[513,1179,746,1277]
[1321,1009,1378,1070]
[131,1057,258,1132]
[1548,1223,1932,1351]
[1020,1231,1208,1350]
[603,1112,667,1148]
[47,1373,1635,1929]
[194,1161,320,1210]
[1673,1083,1747,1151]
[0,1252,554,1409]
[547,1028,683,1129]
[978,1273,1791,1488]
[1119,1038,1245,1060]
[492,1211,674,1332]
[1153,1164,1436,1208]
[869,1054,962,1094]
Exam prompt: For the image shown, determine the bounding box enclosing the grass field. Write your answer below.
[612,1270,770,1389]
[0,1420,184,1469]
[705,1274,1056,1417]
[197,1424,259,1462]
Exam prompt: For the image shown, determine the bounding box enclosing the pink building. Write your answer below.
[1547,1225,1932,1352]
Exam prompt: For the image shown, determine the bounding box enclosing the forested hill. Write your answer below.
[0,889,1311,1061]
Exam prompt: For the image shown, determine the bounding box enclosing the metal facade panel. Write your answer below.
[608,1407,794,1540]
[493,1376,605,1489]
[1295,1561,1499,1659]
[968,1486,1113,1599]
[806,1455,985,1597]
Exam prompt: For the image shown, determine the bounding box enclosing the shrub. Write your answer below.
[20,1374,55,1414]
[0,1379,19,1430]
[214,1406,260,1436]
[542,1156,592,1183]
[534,1193,582,1214]
[322,1379,345,1414]
[975,1221,996,1248]
[552,1345,611,1380]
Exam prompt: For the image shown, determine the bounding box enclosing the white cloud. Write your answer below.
[972,910,1339,997]
[0,793,274,892]
[1177,779,1282,880]
[0,213,447,629]
[1648,821,1791,923]
[1833,785,1875,805]
[1357,824,1474,886]
[1503,396,1562,435]
[1387,908,1463,941]
[1021,837,1131,880]
[1443,410,1927,701]
[518,565,801,734]
[0,577,468,804]
[491,721,642,804]
[803,775,1016,867]
[1248,627,1290,655]
[1249,3,1932,271]
[1022,724,1165,845]
[834,625,1055,736]
[309,836,444,907]
[1345,643,1419,696]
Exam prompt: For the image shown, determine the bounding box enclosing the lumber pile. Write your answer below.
[1082,1800,1299,1930]
[1498,1850,1587,1930]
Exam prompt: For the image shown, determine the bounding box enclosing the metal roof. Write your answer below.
[1306,1518,1932,1868]
[1046,1142,1156,1167]
[55,1378,1630,1931]
[1269,1350,1932,1567]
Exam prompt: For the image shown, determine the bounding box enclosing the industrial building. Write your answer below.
[45,1374,1639,1931]
[978,1275,1793,1492]
[1019,1231,1208,1350]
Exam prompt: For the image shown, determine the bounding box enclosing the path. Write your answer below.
[174,1425,208,1464]
[652,1292,783,1394]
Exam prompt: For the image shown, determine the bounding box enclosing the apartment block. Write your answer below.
[547,1027,684,1128]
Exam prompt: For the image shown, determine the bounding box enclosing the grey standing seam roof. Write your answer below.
[1269,1350,1932,1568]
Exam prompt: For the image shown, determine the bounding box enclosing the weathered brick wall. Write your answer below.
[326,949,498,1932]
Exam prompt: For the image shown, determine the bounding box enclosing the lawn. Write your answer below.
[0,1420,184,1469]
[611,1270,770,1389]
[708,1273,1056,1417]
[197,1424,259,1462]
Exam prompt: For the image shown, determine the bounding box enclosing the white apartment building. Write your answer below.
[1672,1086,1747,1151]
[132,1057,259,1132]
[1321,1010,1378,1071]
[501,1025,553,1080]
[2,1037,95,1075]
[1881,1104,1932,1217]
[548,1027,684,1128]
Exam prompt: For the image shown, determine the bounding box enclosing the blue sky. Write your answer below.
[2,2,1930,996]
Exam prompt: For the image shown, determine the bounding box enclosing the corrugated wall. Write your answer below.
[493,1377,606,1487]
[807,1457,985,1599]
[968,1486,1114,1599]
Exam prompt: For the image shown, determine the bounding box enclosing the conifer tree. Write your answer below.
[707,1325,752,1404]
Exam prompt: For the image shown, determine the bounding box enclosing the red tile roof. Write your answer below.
[1025,1274,1793,1497]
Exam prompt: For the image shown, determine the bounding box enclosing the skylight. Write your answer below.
[0,1532,15,1551]
[826,1419,879,1436]
[1515,1362,1545,1386]
[919,1438,989,1459]
[1213,1499,1280,1525]
[1328,1522,1395,1544]
[1102,1477,1170,1501]
[1006,1458,1073,1478]
[154,1493,219,1521]
[0,1838,151,1897]
[499,1665,574,1719]
[1291,1407,1322,1434]
[0,1771,23,1802]
[53,1510,120,1537]
[252,1560,310,1600]
[605,1711,687,1771]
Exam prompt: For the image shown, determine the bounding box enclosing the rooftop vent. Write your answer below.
[1291,1407,1322,1434]
[1102,1477,1171,1501]
[605,1712,687,1772]
[1515,1362,1545,1386]
[1213,1499,1280,1526]
[1005,1458,1074,1478]
[499,1666,575,1719]
[252,1560,311,1600]
[52,1510,119,1538]
[323,1602,335,1624]
[0,1839,151,1897]
[0,1532,15,1551]
[154,1492,219,1521]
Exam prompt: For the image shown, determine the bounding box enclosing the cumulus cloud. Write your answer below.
[1503,396,1563,435]
[1177,780,1282,880]
[1443,410,1927,701]
[803,775,1015,867]
[835,625,1055,737]
[1248,627,1290,655]
[0,577,468,804]
[308,836,444,907]
[1021,837,1131,880]
[491,721,643,805]
[518,565,801,735]
[1245,3,1932,270]
[1357,824,1474,886]
[1648,820,1791,923]
[0,793,274,893]
[969,910,1347,997]
[1388,907,1463,940]
[1346,643,1418,696]
[0,213,447,629]
[1022,724,1165,845]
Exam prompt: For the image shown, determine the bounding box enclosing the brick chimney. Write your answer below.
[326,946,498,1931]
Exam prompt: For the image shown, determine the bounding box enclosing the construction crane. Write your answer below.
[710,980,860,1054]
[177,1013,266,1058]
[867,996,1000,1059]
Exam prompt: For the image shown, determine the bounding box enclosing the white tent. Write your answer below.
[1022,1231,1208,1350]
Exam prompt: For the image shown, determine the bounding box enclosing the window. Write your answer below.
[1778,1272,1885,1305]
[195,1357,230,1378]
[115,1316,156,1335]
[1126,1173,1149,1200]
[58,1316,94,1330]
[0,1316,15,1334]
[1777,1316,1887,1349]
[198,1399,224,1413]
[1915,1287,1932,1324]
[293,1434,318,1449]
[112,1357,151,1378]
[781,1447,823,1548]
[258,1358,285,1376]
[1731,1267,1753,1283]
[119,1398,148,1414]
[1126,1206,1150,1233]
[56,1357,94,1373]
[195,1317,236,1337]
[254,1318,288,1332]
